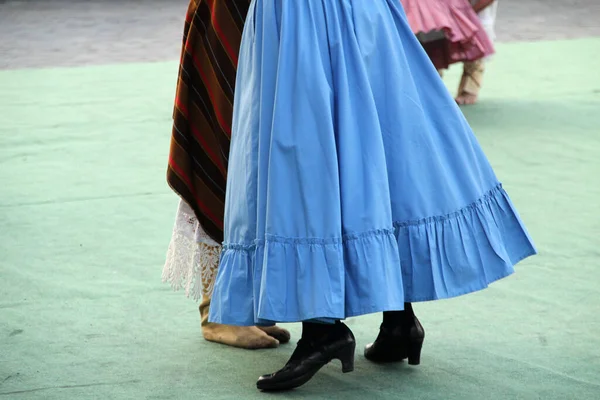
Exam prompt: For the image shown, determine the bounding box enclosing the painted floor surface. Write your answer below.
[1,34,599,399]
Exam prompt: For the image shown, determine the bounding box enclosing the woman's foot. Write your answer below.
[364,304,425,364]
[259,325,292,344]
[257,321,356,392]
[455,91,478,105]
[455,60,485,105]
[202,324,281,349]
[199,296,290,349]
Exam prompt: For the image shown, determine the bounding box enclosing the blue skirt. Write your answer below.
[209,0,536,326]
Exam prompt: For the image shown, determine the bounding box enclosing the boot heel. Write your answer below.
[336,342,356,373]
[407,338,423,365]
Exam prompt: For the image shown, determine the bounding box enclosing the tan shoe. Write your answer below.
[456,59,485,105]
[199,295,290,349]
[259,325,291,344]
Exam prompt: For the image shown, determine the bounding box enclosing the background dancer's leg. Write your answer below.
[456,59,486,105]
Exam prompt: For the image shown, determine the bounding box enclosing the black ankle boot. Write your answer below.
[257,321,355,391]
[364,305,425,365]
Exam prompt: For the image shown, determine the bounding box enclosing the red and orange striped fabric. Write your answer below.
[167,0,251,243]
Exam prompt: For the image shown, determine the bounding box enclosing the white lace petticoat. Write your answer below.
[162,200,221,301]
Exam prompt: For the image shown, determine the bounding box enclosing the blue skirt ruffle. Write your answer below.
[209,0,536,326]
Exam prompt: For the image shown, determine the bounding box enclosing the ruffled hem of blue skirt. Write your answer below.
[209,184,536,326]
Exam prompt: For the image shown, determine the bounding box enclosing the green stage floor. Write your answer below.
[1,38,599,399]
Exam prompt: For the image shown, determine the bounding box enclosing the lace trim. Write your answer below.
[162,200,222,301]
